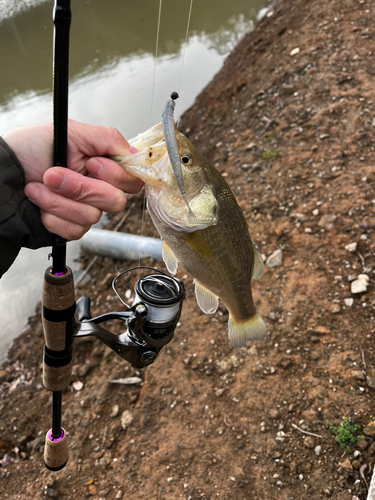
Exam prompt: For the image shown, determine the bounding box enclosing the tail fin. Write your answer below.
[228,310,267,349]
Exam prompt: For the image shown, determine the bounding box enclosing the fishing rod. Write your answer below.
[41,1,186,471]
[42,0,73,471]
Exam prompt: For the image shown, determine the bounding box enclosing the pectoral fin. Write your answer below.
[185,233,214,259]
[162,240,178,275]
[194,280,219,314]
[252,245,264,280]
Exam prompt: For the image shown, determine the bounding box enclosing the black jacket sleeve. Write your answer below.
[0,137,52,278]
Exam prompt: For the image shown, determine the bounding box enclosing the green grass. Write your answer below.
[325,417,364,451]
[261,149,280,160]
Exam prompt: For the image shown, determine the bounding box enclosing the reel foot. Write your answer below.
[44,428,68,471]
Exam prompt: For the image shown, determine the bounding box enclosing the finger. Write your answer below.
[40,211,91,241]
[42,167,127,213]
[25,182,102,226]
[86,157,143,193]
[68,119,138,158]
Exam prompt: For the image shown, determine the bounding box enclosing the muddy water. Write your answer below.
[0,0,270,356]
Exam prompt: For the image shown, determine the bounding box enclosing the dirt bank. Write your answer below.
[1,0,375,498]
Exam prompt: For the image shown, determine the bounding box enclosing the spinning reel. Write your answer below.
[74,267,185,368]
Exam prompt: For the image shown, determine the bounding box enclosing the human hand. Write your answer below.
[3,120,143,240]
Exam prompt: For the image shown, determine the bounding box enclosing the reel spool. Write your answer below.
[133,273,184,339]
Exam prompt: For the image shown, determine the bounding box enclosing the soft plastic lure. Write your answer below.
[161,92,191,212]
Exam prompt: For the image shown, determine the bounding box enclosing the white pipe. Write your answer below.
[81,228,162,261]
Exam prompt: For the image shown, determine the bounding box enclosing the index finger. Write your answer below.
[86,157,143,194]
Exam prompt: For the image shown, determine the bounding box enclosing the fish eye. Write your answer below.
[181,152,193,166]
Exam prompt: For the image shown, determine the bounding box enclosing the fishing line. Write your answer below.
[177,0,194,94]
[137,0,163,282]
[149,0,163,127]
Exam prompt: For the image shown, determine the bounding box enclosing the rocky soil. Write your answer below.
[1,0,375,498]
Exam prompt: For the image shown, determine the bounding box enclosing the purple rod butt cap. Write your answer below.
[48,429,65,442]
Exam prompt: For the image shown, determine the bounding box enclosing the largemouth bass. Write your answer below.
[113,117,266,349]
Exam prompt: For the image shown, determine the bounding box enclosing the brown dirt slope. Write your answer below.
[1,0,375,498]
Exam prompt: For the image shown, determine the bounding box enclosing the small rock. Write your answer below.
[271,449,282,459]
[310,350,321,361]
[318,214,336,230]
[216,360,230,375]
[351,274,369,294]
[313,326,330,335]
[330,303,340,314]
[363,421,375,437]
[266,249,283,268]
[110,405,120,418]
[344,298,354,307]
[351,370,365,381]
[115,491,123,499]
[314,445,322,456]
[278,357,293,369]
[120,410,133,430]
[88,484,97,495]
[357,439,369,451]
[352,460,361,470]
[109,377,142,385]
[345,242,357,252]
[269,409,280,419]
[304,436,315,449]
[290,212,307,222]
[72,381,84,391]
[290,47,300,56]
[215,388,225,397]
[367,441,375,455]
[366,368,375,389]
[78,364,91,378]
[338,457,353,471]
[46,487,60,499]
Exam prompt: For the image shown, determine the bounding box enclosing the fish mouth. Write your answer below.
[112,123,168,186]
[129,122,164,150]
